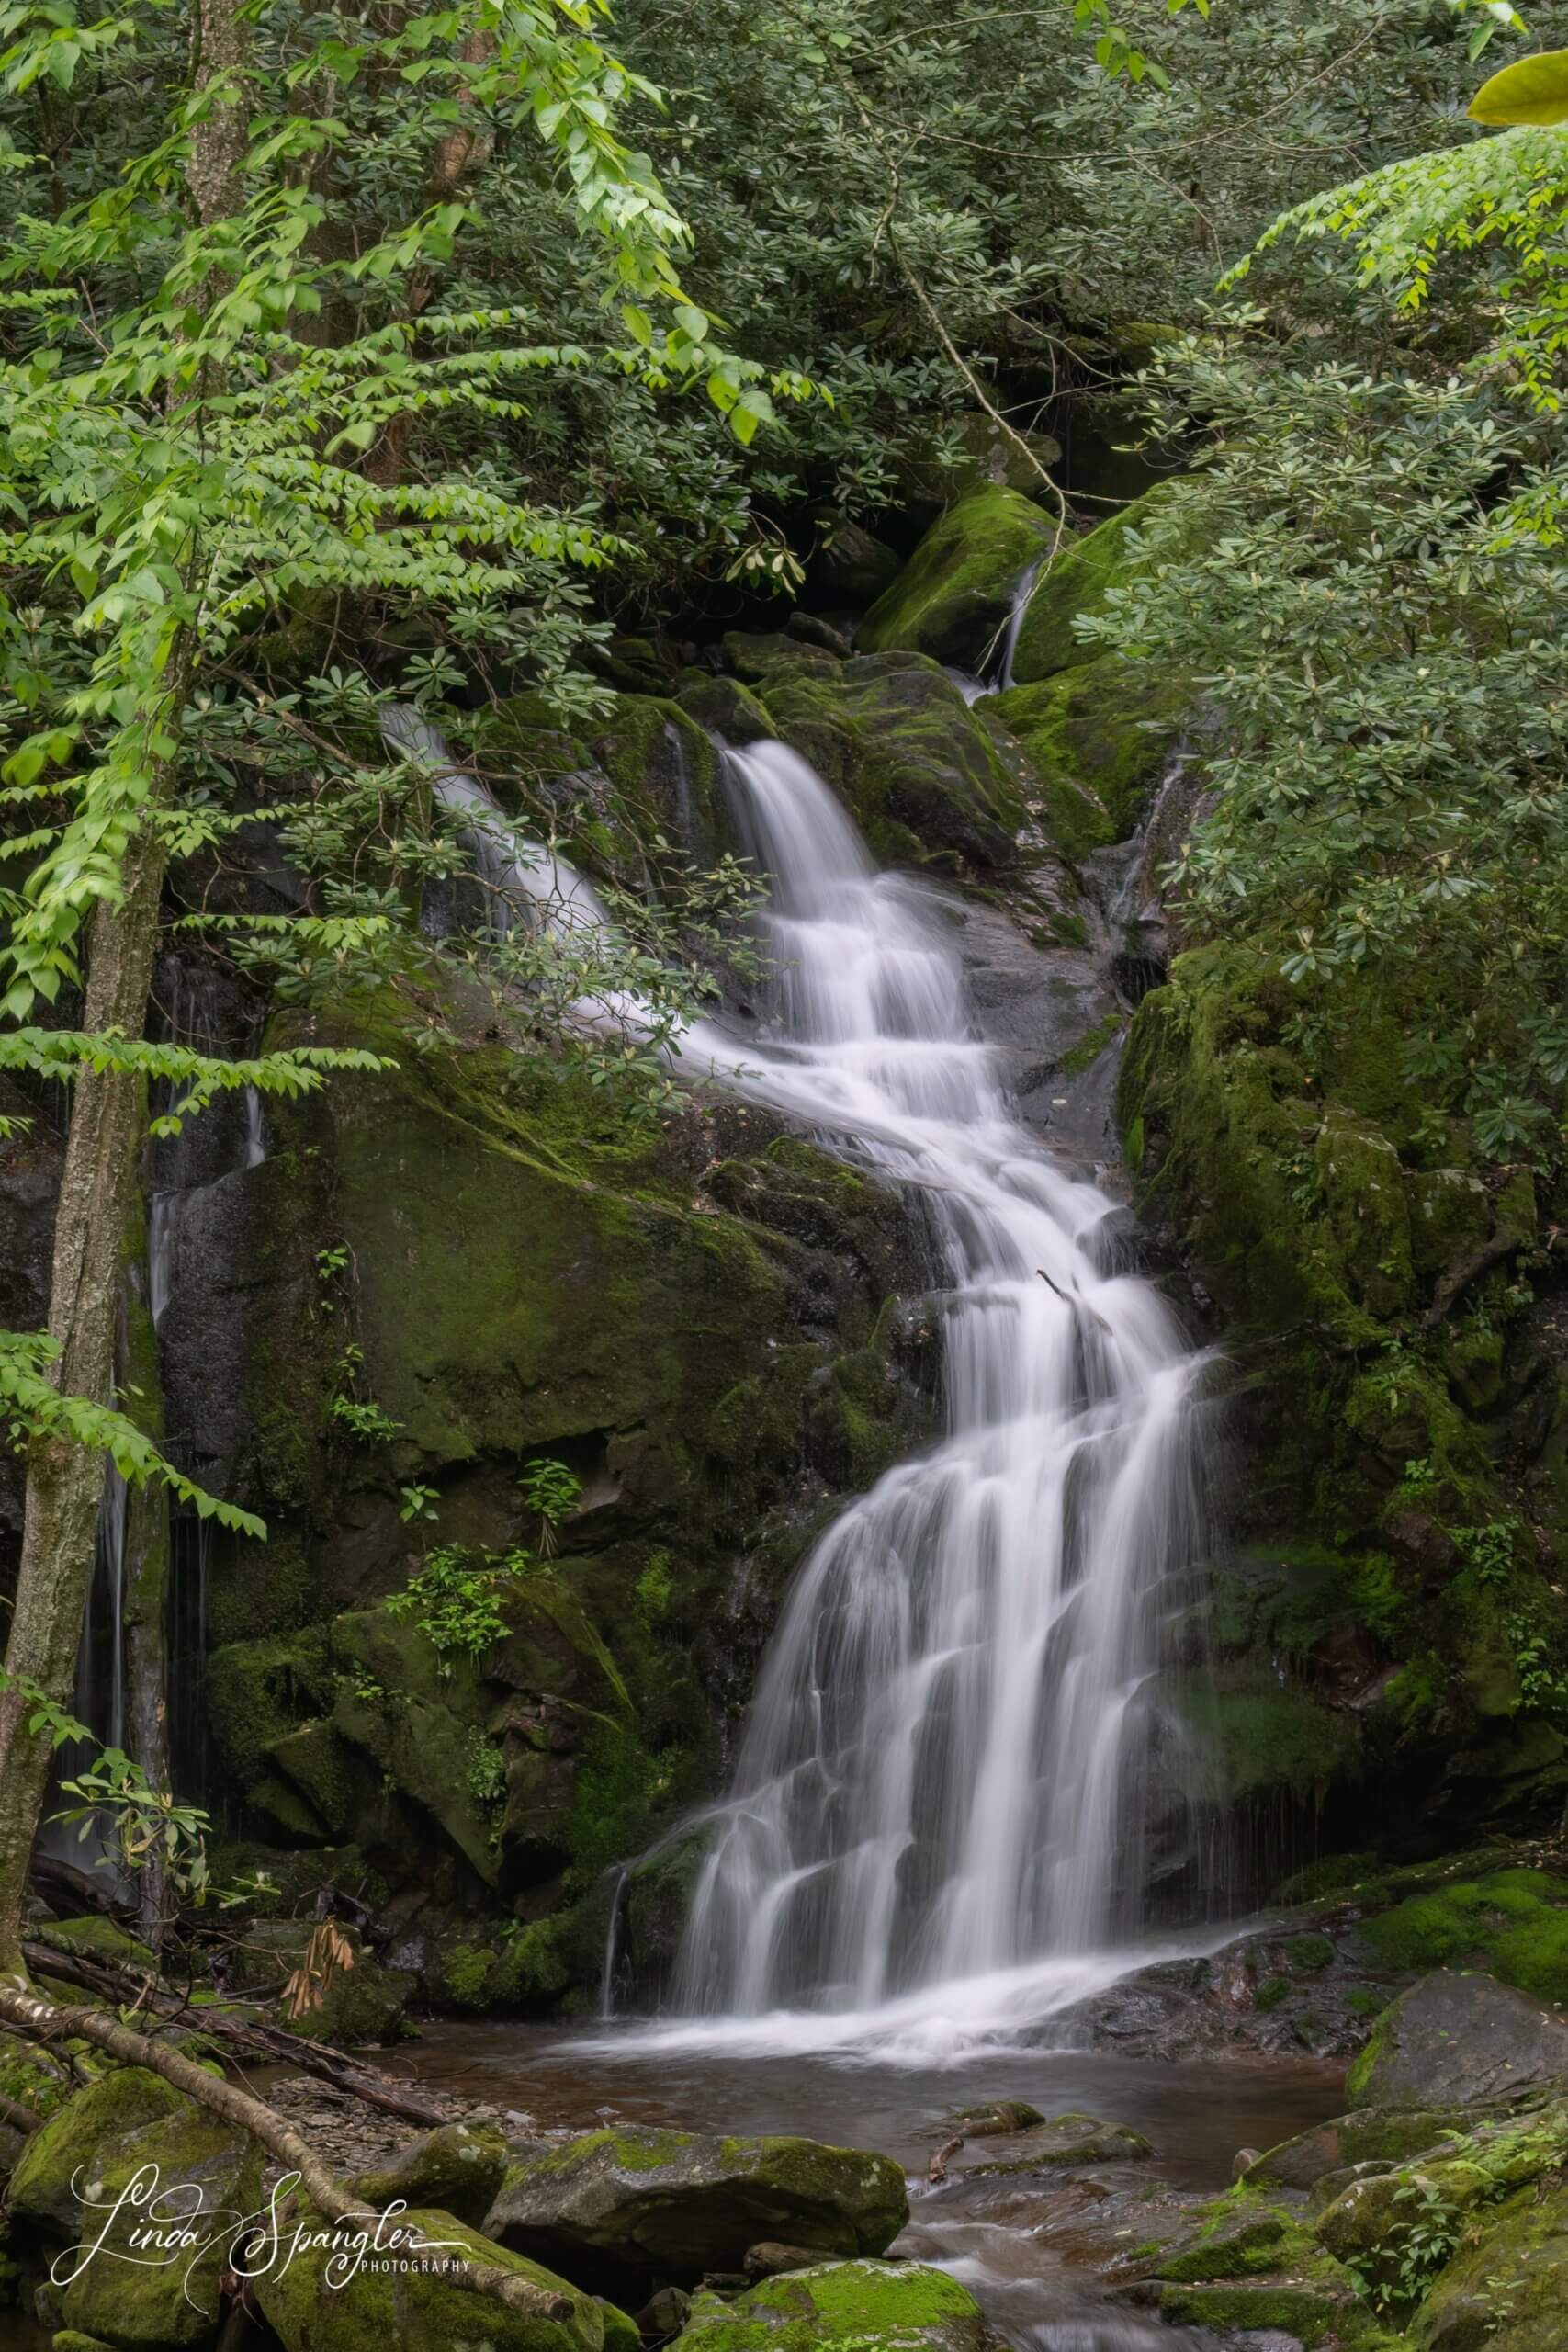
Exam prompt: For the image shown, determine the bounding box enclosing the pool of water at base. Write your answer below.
[372,2022,1348,2352]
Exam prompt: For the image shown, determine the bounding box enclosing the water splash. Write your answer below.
[666,742,1211,2025]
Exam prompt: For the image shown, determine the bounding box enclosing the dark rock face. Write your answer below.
[1345,1970,1568,2110]
[482,2127,909,2299]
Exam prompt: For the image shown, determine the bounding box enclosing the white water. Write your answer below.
[662,742,1210,2033]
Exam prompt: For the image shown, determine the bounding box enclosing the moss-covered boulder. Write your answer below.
[987,658,1176,849]
[857,486,1054,671]
[483,2128,909,2297]
[9,2068,262,2347]
[469,691,728,881]
[222,1918,413,2046]
[355,2123,510,2229]
[254,2204,613,2352]
[670,2261,988,2352]
[1346,1971,1568,2110]
[761,652,1027,870]
[1156,2279,1362,2347]
[1244,2107,1480,2192]
[1351,1869,1568,2004]
[1007,485,1179,684]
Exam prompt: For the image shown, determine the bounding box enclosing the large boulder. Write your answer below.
[761,651,1029,871]
[857,486,1054,672]
[1243,2106,1479,2191]
[987,657,1179,850]
[671,2261,988,2352]
[1347,1971,1568,2110]
[8,2067,262,2347]
[1006,485,1179,685]
[483,2127,909,2297]
[254,2203,613,2352]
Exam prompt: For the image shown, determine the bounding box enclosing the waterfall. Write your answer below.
[944,559,1040,704]
[669,742,1210,2021]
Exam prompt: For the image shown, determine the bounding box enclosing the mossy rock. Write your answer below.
[355,2122,510,2228]
[987,656,1177,848]
[1008,483,1183,684]
[671,2260,988,2352]
[1416,2179,1568,2351]
[1155,2211,1295,2282]
[857,485,1054,672]
[1158,1668,1363,1807]
[1156,2280,1357,2346]
[1346,1970,1568,2110]
[1244,2107,1481,2192]
[484,2128,909,2297]
[1352,1870,1568,2004]
[762,652,1025,871]
[9,2068,263,2346]
[254,2203,613,2352]
[969,2114,1154,2172]
[226,1919,413,2046]
[31,1917,157,1976]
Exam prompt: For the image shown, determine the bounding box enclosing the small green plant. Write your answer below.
[1454,1519,1522,1588]
[1347,2176,1464,2313]
[399,1481,439,1524]
[335,1669,388,1705]
[330,1343,402,1445]
[517,1456,581,1555]
[466,1730,507,1809]
[635,1549,674,1623]
[386,1544,525,1671]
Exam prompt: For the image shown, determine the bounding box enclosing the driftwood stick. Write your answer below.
[0,1982,575,2324]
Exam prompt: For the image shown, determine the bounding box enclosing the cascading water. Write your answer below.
[667,741,1210,2025]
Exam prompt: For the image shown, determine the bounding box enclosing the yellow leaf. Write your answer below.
[1470,48,1568,125]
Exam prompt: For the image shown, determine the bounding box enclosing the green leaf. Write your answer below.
[1469,48,1568,125]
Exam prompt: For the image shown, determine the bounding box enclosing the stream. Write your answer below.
[379,2019,1346,2350]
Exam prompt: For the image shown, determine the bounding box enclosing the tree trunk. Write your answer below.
[121,1227,172,1953]
[0,823,168,1980]
[187,0,251,229]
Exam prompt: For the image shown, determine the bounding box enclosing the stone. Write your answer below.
[1007,485,1181,685]
[744,2243,836,2278]
[254,2202,613,2352]
[669,2261,989,2352]
[1243,2107,1481,2190]
[967,2113,1154,2173]
[857,485,1055,672]
[8,2067,263,2347]
[761,652,1026,871]
[1345,1971,1568,2110]
[355,2121,510,2228]
[30,1917,158,1976]
[1416,2179,1568,2351]
[483,2127,909,2297]
[929,2100,1043,2138]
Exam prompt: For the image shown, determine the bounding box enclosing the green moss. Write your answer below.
[1254,1975,1293,2012]
[1009,485,1185,684]
[763,653,1026,871]
[1156,2283,1351,2346]
[32,1917,157,1975]
[989,657,1177,844]
[1163,1669,1362,1805]
[1355,1871,1568,2000]
[858,485,1055,671]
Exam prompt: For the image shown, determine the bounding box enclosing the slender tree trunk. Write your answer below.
[0,823,169,1978]
[121,1216,172,1952]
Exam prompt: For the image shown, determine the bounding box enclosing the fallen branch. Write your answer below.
[0,1981,575,2325]
[0,2087,41,2135]
[20,1937,448,2129]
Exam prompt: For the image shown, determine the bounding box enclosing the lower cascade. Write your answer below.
[669,741,1212,2020]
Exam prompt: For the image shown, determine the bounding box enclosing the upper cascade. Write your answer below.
[669,740,1211,2019]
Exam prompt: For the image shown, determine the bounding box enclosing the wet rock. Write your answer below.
[744,2241,841,2278]
[1155,2213,1290,2283]
[1243,2106,1481,2190]
[483,2127,909,2298]
[1157,2282,1353,2343]
[8,2066,262,2346]
[355,2120,510,2228]
[254,2204,609,2352]
[966,2114,1154,2174]
[1417,2178,1568,2351]
[1345,1970,1568,2110]
[857,485,1054,673]
[636,2284,694,2337]
[670,2260,990,2352]
[928,2101,1043,2139]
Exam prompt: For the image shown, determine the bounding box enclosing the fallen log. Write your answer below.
[20,1936,448,2129]
[0,1981,575,2325]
